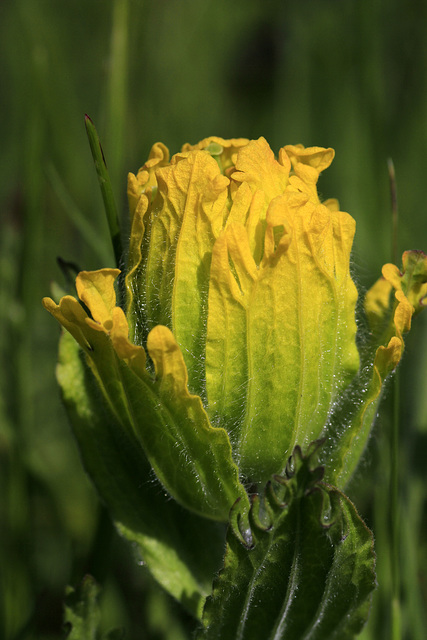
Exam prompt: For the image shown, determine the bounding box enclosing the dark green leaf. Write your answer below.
[57,332,225,620]
[197,445,376,640]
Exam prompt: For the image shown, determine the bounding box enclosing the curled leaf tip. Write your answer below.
[229,497,254,549]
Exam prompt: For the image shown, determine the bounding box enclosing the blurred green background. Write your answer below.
[1,0,426,638]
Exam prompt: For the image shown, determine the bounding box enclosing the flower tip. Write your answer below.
[403,248,427,259]
[42,296,56,311]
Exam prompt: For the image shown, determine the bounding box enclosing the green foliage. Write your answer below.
[57,331,225,620]
[198,445,376,640]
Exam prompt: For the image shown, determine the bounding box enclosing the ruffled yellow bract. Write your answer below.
[43,136,427,514]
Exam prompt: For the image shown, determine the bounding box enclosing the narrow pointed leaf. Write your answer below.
[85,114,122,267]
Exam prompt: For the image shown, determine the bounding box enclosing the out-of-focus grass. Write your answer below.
[0,0,426,638]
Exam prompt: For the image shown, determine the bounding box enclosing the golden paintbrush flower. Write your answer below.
[43,137,427,521]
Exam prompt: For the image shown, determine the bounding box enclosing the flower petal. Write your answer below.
[127,141,169,218]
[76,269,120,328]
[382,250,427,312]
[284,144,335,173]
[141,150,229,396]
[206,192,359,483]
[231,137,290,213]
[285,145,335,205]
[364,276,393,333]
[42,295,92,351]
[181,136,249,172]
